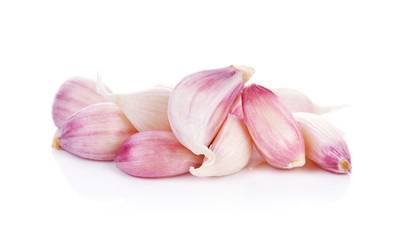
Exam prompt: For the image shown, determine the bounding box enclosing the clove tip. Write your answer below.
[202,147,216,165]
[52,136,61,150]
[339,159,352,173]
[96,73,113,101]
[189,166,199,176]
[233,65,255,83]
[287,155,305,168]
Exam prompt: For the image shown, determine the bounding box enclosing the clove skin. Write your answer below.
[115,131,204,178]
[52,102,137,161]
[294,112,352,174]
[242,84,306,169]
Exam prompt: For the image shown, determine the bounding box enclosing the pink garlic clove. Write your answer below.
[52,76,111,129]
[168,65,254,162]
[52,102,137,161]
[293,112,352,174]
[242,84,305,169]
[115,131,204,178]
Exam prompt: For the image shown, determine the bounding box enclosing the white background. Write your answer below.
[1,0,404,239]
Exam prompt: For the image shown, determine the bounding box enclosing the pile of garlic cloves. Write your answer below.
[51,65,352,178]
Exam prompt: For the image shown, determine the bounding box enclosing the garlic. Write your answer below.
[293,112,352,174]
[52,76,111,129]
[272,88,345,114]
[168,65,254,162]
[115,131,204,178]
[242,84,305,169]
[190,114,252,177]
[52,102,137,161]
[97,75,172,131]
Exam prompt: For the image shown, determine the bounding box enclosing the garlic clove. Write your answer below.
[293,112,352,174]
[115,131,204,178]
[168,65,254,162]
[242,84,305,169]
[52,102,137,161]
[190,114,252,177]
[52,76,111,129]
[97,76,172,131]
[272,88,347,114]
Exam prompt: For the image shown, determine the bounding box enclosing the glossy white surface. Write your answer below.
[1,1,404,239]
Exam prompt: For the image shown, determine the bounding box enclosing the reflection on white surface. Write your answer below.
[53,148,351,208]
[51,150,125,201]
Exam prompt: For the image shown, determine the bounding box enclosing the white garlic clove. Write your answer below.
[97,76,172,131]
[115,131,204,178]
[272,88,347,114]
[293,112,352,174]
[52,76,111,129]
[190,114,252,177]
[52,102,137,161]
[168,65,254,162]
[242,84,305,169]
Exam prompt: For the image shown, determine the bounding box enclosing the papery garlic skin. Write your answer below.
[242,84,305,169]
[52,77,111,129]
[293,112,351,174]
[190,114,252,177]
[52,102,137,161]
[168,65,254,161]
[272,88,343,114]
[115,131,204,178]
[97,77,172,131]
